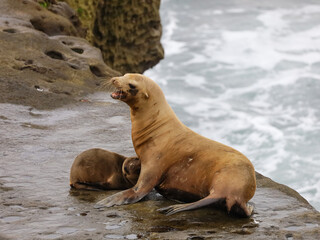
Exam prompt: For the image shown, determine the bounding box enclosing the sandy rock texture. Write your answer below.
[64,0,164,74]
[0,0,120,109]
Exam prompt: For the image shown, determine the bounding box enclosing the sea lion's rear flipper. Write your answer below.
[158,196,224,216]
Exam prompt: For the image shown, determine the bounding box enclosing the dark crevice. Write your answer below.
[45,51,64,60]
[89,65,106,77]
[30,18,43,32]
[71,48,84,54]
[62,41,74,46]
[3,28,17,33]
[68,64,79,70]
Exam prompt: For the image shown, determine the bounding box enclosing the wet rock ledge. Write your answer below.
[0,100,319,240]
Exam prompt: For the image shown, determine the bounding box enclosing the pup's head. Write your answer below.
[122,156,141,186]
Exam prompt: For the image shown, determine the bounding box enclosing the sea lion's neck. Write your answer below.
[130,101,176,133]
[130,97,184,152]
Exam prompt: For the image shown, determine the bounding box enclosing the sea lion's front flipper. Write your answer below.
[94,188,144,208]
[158,196,224,216]
[94,170,159,208]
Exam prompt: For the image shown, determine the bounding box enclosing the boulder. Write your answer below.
[64,0,164,73]
[0,0,120,109]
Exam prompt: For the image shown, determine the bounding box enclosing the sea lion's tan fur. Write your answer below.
[70,148,140,190]
[96,74,256,217]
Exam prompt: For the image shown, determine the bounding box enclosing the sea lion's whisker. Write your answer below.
[99,78,115,91]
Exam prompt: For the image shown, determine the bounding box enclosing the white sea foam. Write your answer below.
[201,7,320,70]
[161,11,186,56]
[146,0,320,210]
[182,53,208,65]
[257,9,289,30]
[184,74,206,88]
[227,9,245,14]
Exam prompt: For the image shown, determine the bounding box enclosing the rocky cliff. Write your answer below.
[0,0,163,109]
[64,0,164,74]
[0,0,120,109]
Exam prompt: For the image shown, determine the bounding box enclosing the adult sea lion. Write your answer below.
[95,74,256,217]
[70,148,140,190]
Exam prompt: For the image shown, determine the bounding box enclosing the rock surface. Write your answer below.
[64,0,164,74]
[0,98,319,240]
[0,0,120,109]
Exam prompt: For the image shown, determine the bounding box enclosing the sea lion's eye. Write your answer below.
[129,83,136,89]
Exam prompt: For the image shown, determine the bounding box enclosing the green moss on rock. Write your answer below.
[63,0,164,74]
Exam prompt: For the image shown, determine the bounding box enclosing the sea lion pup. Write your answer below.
[70,148,140,190]
[95,74,256,217]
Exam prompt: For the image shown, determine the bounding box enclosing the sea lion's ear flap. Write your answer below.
[144,92,149,99]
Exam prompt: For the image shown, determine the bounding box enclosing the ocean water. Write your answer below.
[145,0,320,210]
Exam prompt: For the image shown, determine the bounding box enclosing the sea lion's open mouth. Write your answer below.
[111,90,127,100]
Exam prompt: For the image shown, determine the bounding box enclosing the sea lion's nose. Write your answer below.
[111,78,117,84]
